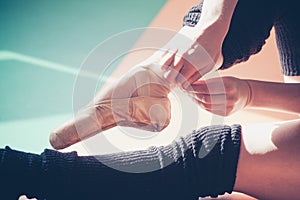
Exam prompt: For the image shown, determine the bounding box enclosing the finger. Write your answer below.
[189,78,226,94]
[182,71,201,90]
[164,54,184,84]
[195,94,227,105]
[176,61,198,87]
[186,79,208,94]
[50,106,103,150]
[160,50,177,71]
[208,107,233,116]
[182,64,217,90]
[195,99,229,116]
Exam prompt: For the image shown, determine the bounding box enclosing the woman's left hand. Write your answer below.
[187,76,252,116]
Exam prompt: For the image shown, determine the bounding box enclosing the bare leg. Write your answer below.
[233,119,300,200]
[205,119,300,200]
[3,120,300,199]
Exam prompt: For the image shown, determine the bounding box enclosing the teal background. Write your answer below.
[0,0,166,153]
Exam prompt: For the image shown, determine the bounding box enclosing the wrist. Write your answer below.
[192,25,224,68]
[195,20,229,43]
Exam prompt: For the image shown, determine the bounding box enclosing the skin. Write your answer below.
[187,77,251,116]
[234,119,300,200]
[187,77,300,116]
[247,80,300,114]
[143,0,300,198]
[51,0,300,199]
[155,0,238,88]
[201,119,300,200]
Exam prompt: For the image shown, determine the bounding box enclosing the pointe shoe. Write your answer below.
[50,63,171,149]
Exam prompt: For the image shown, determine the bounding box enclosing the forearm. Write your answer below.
[182,0,238,68]
[194,0,238,38]
[246,80,300,114]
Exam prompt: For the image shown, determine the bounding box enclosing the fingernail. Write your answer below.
[162,65,170,71]
[163,70,171,79]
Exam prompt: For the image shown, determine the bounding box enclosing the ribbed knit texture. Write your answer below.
[274,2,300,76]
[0,125,241,200]
[183,0,300,75]
[0,147,44,199]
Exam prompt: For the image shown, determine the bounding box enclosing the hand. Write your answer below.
[188,77,252,116]
[155,25,224,89]
[50,64,171,150]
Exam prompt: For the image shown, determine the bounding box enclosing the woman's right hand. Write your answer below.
[153,25,224,89]
[153,0,239,89]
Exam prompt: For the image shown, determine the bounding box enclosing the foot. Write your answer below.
[50,63,171,149]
